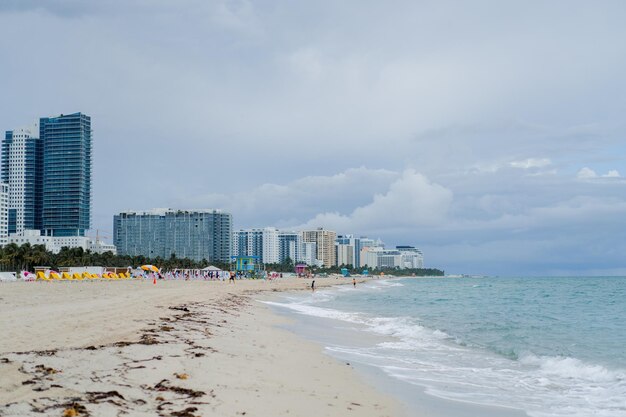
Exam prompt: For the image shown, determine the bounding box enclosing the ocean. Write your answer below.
[265,276,626,417]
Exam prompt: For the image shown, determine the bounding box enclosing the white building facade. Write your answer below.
[261,227,280,264]
[336,243,354,267]
[1,122,41,235]
[8,229,116,254]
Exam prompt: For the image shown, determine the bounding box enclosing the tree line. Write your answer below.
[0,243,444,276]
[0,243,230,273]
[264,257,444,276]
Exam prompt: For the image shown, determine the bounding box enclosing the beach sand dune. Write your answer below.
[0,279,402,416]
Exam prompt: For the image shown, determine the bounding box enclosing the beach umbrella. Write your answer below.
[140,265,159,272]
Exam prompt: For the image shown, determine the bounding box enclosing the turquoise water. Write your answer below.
[267,276,626,417]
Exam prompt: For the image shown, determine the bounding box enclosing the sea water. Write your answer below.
[266,276,626,417]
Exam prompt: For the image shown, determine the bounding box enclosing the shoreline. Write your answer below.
[265,281,529,417]
[0,278,405,416]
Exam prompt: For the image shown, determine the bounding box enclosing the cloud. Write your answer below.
[1,1,625,275]
[577,167,622,179]
[510,158,551,169]
[577,167,598,179]
[177,167,400,228]
[298,169,453,233]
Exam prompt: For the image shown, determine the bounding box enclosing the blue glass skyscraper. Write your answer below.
[40,113,92,237]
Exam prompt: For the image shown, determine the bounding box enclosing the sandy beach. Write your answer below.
[0,278,404,417]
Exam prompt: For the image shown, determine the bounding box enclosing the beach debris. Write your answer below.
[139,334,159,345]
[170,407,199,417]
[153,379,205,398]
[1,297,257,417]
[35,364,60,374]
[61,402,88,416]
[63,408,79,417]
[169,305,190,312]
[86,390,125,402]
[21,349,58,356]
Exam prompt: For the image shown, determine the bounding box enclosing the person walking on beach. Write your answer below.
[229,272,235,284]
[353,278,356,288]
[311,279,315,292]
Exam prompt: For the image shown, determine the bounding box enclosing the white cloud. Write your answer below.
[510,158,551,169]
[298,169,453,232]
[577,167,597,179]
[179,167,400,228]
[577,167,622,179]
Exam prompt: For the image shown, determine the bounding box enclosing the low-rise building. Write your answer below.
[7,229,117,254]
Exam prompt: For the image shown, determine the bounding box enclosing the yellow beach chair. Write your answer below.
[62,272,72,280]
[36,271,50,281]
[73,273,83,280]
[50,272,62,280]
[90,273,99,279]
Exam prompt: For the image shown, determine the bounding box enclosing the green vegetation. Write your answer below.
[264,260,445,276]
[309,264,444,276]
[0,243,230,272]
[0,243,444,277]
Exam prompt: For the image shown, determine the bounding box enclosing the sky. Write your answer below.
[0,0,625,275]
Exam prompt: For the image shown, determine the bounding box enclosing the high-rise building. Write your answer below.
[302,241,319,266]
[113,209,232,263]
[336,243,354,267]
[302,228,337,268]
[261,227,280,264]
[396,246,424,268]
[0,183,8,245]
[2,122,43,234]
[335,234,363,267]
[278,231,302,264]
[41,113,92,237]
[232,228,264,260]
[233,228,307,265]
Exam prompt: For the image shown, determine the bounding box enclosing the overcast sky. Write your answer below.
[1,0,625,275]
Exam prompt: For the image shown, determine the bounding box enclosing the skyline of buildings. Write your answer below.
[0,112,112,254]
[232,226,424,270]
[2,113,92,239]
[0,114,427,267]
